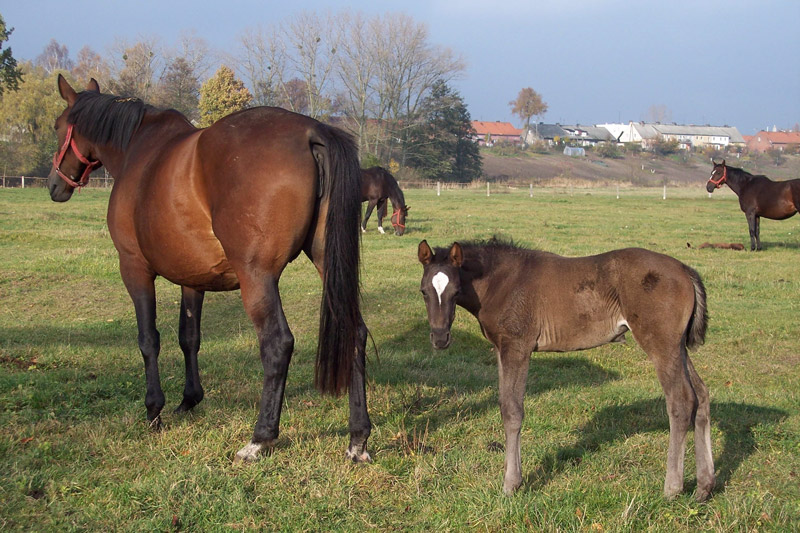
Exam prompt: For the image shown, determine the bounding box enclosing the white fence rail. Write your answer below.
[0,176,114,188]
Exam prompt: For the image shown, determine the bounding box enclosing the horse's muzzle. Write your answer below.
[430,329,451,350]
[705,182,716,193]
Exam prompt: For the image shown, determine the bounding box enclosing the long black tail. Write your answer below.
[684,264,708,350]
[312,124,363,395]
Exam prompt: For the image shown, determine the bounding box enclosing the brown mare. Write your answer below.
[47,75,371,463]
[361,166,409,235]
[706,160,800,250]
[418,239,715,501]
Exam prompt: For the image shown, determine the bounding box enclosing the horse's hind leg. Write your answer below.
[234,274,295,462]
[746,212,758,251]
[642,338,696,499]
[346,316,371,462]
[362,200,377,233]
[120,263,164,428]
[755,215,762,251]
[686,355,715,501]
[175,286,205,414]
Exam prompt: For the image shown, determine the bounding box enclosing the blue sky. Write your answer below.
[4,0,799,134]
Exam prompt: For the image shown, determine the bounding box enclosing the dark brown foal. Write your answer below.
[418,239,715,501]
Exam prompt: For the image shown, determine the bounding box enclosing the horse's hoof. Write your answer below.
[663,485,682,500]
[234,441,270,463]
[173,396,201,414]
[148,415,163,432]
[378,227,385,234]
[361,228,366,233]
[345,447,372,463]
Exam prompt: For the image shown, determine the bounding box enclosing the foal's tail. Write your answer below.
[683,264,708,350]
[311,124,363,395]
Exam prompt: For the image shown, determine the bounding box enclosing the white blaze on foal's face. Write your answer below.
[432,271,450,305]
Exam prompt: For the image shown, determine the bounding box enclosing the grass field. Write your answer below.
[1,186,798,531]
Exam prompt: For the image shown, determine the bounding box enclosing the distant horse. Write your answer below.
[361,166,409,235]
[418,239,714,501]
[706,160,800,250]
[47,75,371,463]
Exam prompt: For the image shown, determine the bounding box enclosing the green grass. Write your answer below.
[1,186,798,531]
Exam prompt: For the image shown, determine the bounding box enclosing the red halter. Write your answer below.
[708,165,728,189]
[52,124,102,188]
[391,208,405,231]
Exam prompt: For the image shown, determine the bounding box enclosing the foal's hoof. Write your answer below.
[663,485,683,501]
[695,486,713,502]
[233,441,272,463]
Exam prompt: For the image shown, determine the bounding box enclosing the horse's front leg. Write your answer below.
[746,212,758,251]
[120,261,164,428]
[754,215,762,251]
[346,316,371,462]
[175,286,205,414]
[496,344,531,495]
[235,275,294,462]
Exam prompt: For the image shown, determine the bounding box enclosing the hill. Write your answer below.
[481,149,800,187]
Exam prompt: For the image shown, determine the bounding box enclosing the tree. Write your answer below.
[35,39,73,74]
[646,104,672,123]
[405,80,482,182]
[155,56,200,119]
[509,87,548,138]
[0,14,23,96]
[108,38,161,100]
[71,46,111,87]
[197,65,252,127]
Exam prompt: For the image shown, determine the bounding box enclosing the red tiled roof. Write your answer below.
[756,131,800,144]
[471,121,522,136]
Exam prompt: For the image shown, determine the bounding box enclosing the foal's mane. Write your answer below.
[434,237,539,278]
[68,91,154,151]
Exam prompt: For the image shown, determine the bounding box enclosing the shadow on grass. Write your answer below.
[525,398,787,497]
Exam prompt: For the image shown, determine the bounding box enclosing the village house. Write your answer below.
[745,130,800,152]
[471,121,523,145]
[597,122,745,150]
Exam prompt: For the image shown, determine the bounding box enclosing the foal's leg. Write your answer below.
[646,340,697,499]
[234,274,295,462]
[362,200,377,233]
[686,355,715,501]
[376,199,387,234]
[174,286,205,414]
[496,344,531,495]
[120,262,164,427]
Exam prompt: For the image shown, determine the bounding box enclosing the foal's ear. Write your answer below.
[418,240,433,265]
[449,242,463,268]
[87,78,100,92]
[57,74,77,105]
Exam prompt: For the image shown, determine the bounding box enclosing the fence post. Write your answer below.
[21,176,25,188]
[437,181,441,196]
[486,182,490,197]
[616,184,620,199]
[529,183,533,198]
[662,184,666,200]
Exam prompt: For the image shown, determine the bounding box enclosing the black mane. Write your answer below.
[68,91,152,150]
[434,236,541,278]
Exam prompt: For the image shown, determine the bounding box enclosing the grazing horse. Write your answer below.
[47,75,371,463]
[418,239,715,501]
[361,166,409,235]
[706,160,800,250]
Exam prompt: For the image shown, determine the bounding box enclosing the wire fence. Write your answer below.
[1,175,731,201]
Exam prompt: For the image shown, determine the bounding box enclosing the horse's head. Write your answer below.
[48,74,102,202]
[706,159,727,193]
[391,205,409,236]
[418,240,463,349]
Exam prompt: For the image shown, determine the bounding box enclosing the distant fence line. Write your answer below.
[1,176,114,188]
[2,175,727,201]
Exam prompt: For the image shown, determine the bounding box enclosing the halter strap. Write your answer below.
[52,124,102,188]
[391,208,405,230]
[708,165,727,188]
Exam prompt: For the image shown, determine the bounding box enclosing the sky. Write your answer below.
[3,0,799,135]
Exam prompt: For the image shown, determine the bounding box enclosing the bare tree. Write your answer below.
[35,39,73,74]
[71,46,111,87]
[108,37,162,101]
[509,87,548,139]
[647,104,672,124]
[235,26,286,107]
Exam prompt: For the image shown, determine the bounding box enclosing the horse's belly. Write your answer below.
[142,232,240,291]
[536,318,627,352]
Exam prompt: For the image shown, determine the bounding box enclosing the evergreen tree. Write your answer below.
[0,14,23,96]
[197,65,252,127]
[406,80,482,182]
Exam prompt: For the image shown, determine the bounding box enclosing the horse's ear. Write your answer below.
[57,74,77,105]
[87,78,100,92]
[449,242,463,268]
[721,159,726,166]
[418,240,433,265]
